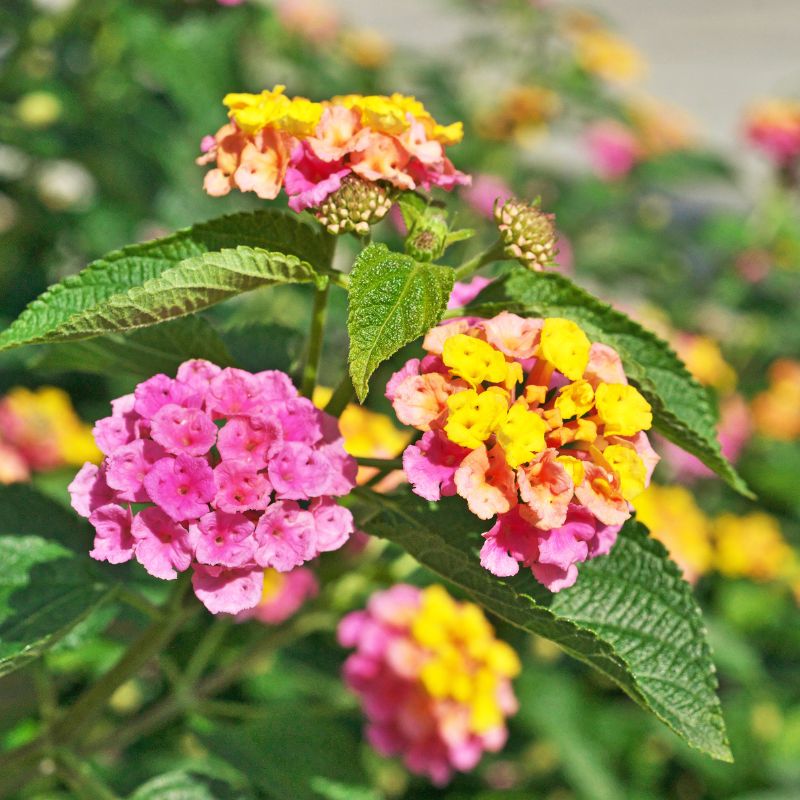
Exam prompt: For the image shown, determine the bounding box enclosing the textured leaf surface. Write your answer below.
[0,535,113,677]
[0,210,332,351]
[34,316,234,379]
[347,243,454,401]
[355,489,731,761]
[468,269,751,496]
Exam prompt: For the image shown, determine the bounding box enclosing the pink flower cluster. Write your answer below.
[338,584,519,786]
[745,99,800,166]
[68,361,357,615]
[235,567,318,625]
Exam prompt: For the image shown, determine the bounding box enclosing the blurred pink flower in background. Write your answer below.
[745,99,800,166]
[236,567,318,624]
[462,174,514,218]
[585,120,640,180]
[277,0,340,44]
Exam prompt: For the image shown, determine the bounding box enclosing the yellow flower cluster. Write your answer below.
[223,86,463,145]
[752,359,800,441]
[635,484,800,591]
[565,13,646,84]
[0,386,100,481]
[440,318,652,498]
[411,586,520,734]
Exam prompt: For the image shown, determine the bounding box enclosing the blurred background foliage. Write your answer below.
[1,1,799,798]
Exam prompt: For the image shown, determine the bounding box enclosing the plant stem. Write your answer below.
[324,371,356,417]
[54,747,119,800]
[300,281,331,398]
[355,456,403,470]
[453,237,505,282]
[180,617,229,687]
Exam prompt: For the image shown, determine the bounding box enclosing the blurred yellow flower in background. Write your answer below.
[565,13,646,85]
[751,359,800,441]
[477,85,561,143]
[714,512,797,583]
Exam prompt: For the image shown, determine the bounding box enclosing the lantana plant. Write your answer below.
[0,87,753,793]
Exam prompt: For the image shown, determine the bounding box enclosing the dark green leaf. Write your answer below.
[355,488,731,761]
[202,706,366,800]
[468,269,751,496]
[0,210,333,352]
[347,243,454,401]
[0,535,113,678]
[33,316,235,379]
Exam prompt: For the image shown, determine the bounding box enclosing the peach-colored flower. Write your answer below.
[583,342,628,387]
[306,105,368,162]
[516,449,573,529]
[391,372,462,430]
[0,442,30,484]
[482,312,542,360]
[423,319,481,356]
[455,445,517,520]
[350,133,413,188]
[574,462,629,526]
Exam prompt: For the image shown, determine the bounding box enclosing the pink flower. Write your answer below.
[72,362,357,613]
[461,174,513,218]
[144,454,215,522]
[516,449,573,530]
[586,120,640,180]
[132,507,193,580]
[150,405,217,456]
[236,567,318,625]
[482,311,542,360]
[284,142,351,212]
[105,440,167,503]
[68,463,115,518]
[254,501,316,571]
[447,277,493,310]
[573,463,629,526]
[89,504,134,564]
[402,429,470,501]
[217,415,282,466]
[192,564,264,615]
[213,460,271,513]
[191,510,256,568]
[385,368,460,430]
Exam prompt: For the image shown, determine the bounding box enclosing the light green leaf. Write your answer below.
[129,769,251,800]
[347,243,454,401]
[355,489,731,762]
[0,209,332,352]
[33,316,235,379]
[468,268,751,496]
[0,535,113,678]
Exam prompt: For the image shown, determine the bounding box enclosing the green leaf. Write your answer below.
[355,489,731,762]
[347,243,454,401]
[468,268,751,496]
[202,706,367,800]
[129,769,251,800]
[0,209,333,352]
[0,535,113,678]
[33,316,235,379]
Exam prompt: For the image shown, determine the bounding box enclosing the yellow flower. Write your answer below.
[602,444,646,501]
[443,334,511,387]
[677,335,737,392]
[714,512,796,582]
[340,28,393,69]
[538,318,590,381]
[570,26,646,84]
[495,400,547,468]
[594,382,652,436]
[556,455,585,486]
[444,389,508,450]
[554,379,595,419]
[224,85,323,136]
[633,485,713,582]
[411,585,520,735]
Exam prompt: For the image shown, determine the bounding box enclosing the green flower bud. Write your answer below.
[494,198,557,271]
[315,175,393,235]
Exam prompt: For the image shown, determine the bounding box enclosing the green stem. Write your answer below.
[300,281,331,398]
[453,237,505,281]
[180,617,229,687]
[355,456,403,470]
[117,587,162,621]
[324,371,356,417]
[54,748,119,800]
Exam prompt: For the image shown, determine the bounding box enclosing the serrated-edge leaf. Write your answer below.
[20,246,321,344]
[355,489,731,761]
[468,269,751,497]
[347,243,453,401]
[0,209,332,352]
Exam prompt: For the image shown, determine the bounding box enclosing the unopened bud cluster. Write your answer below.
[494,198,557,271]
[315,175,394,235]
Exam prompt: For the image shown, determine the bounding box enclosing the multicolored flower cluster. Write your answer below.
[68,361,357,615]
[745,99,800,166]
[338,584,520,785]
[0,386,100,484]
[387,314,658,591]
[197,87,468,224]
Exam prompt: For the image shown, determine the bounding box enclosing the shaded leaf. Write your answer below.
[129,769,251,800]
[468,269,751,496]
[355,488,731,761]
[348,243,453,401]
